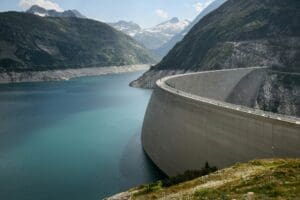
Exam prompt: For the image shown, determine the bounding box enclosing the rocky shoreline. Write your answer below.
[0,64,150,84]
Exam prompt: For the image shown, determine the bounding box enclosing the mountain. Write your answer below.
[26,5,86,18]
[108,20,141,37]
[110,18,190,51]
[134,17,190,50]
[0,12,157,72]
[155,0,227,57]
[132,0,300,88]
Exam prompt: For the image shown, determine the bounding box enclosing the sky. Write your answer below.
[0,0,215,28]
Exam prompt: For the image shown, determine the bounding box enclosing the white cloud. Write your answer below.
[19,0,63,11]
[155,9,168,20]
[193,0,214,13]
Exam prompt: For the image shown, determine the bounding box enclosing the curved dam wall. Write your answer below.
[142,67,300,176]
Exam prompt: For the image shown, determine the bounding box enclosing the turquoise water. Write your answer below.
[0,71,164,200]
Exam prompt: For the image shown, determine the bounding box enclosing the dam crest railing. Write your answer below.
[157,67,300,125]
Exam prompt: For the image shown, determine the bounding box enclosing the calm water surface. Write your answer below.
[0,71,164,200]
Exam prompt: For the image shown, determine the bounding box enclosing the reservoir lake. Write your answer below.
[0,70,164,200]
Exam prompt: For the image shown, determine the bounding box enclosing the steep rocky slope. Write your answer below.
[131,0,300,88]
[255,71,300,117]
[0,12,157,72]
[107,159,300,200]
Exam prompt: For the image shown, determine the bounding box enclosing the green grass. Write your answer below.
[193,159,300,200]
[132,162,217,198]
[112,159,300,200]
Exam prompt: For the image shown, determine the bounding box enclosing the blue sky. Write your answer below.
[0,0,215,28]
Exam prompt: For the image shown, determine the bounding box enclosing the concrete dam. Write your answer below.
[142,67,300,176]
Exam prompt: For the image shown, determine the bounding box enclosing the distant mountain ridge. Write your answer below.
[134,17,190,50]
[26,5,86,18]
[109,18,190,52]
[108,21,141,37]
[110,1,226,57]
[155,0,227,57]
[0,12,157,72]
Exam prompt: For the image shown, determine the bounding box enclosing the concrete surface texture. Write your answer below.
[142,67,300,176]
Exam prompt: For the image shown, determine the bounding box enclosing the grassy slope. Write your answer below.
[0,12,157,72]
[108,159,300,200]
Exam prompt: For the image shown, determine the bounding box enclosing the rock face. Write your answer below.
[132,0,300,88]
[255,71,300,117]
[0,12,157,72]
[26,5,86,18]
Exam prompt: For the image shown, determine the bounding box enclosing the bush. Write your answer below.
[161,162,217,187]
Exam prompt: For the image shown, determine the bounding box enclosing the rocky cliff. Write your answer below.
[255,71,300,117]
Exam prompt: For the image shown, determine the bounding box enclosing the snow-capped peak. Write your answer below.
[109,17,190,50]
[145,17,191,35]
[108,21,141,37]
[34,12,47,17]
[26,5,86,18]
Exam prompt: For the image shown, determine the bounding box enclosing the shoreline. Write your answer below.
[0,64,150,84]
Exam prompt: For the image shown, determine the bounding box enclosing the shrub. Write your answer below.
[161,162,217,187]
